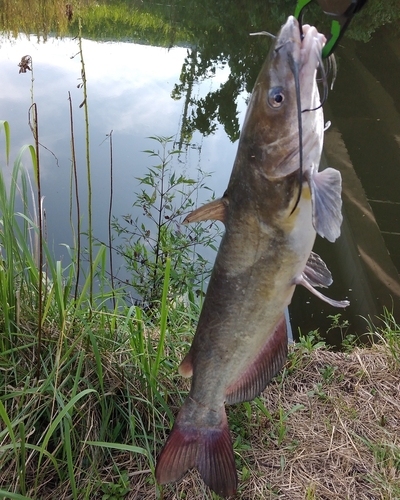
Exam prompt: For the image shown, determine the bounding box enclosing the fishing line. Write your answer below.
[316,55,333,87]
[328,54,337,89]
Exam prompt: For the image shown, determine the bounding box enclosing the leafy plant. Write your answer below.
[96,469,130,499]
[297,330,326,353]
[319,364,337,383]
[327,313,350,341]
[113,135,221,307]
[307,382,328,401]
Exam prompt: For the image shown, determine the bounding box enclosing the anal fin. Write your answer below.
[225,315,287,405]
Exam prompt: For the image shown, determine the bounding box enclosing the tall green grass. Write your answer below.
[2,114,400,499]
[0,119,199,498]
[0,123,39,340]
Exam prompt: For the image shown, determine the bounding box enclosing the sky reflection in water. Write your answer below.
[0,35,242,276]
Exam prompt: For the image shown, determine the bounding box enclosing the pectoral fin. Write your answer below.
[308,167,343,243]
[183,197,228,224]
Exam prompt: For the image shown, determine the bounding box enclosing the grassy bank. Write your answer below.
[0,304,399,499]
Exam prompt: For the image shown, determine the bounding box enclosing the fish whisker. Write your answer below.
[249,31,276,39]
[317,49,328,107]
[316,53,336,90]
[274,40,291,53]
[328,54,337,90]
[288,54,303,214]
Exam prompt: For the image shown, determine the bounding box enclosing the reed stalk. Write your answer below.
[107,130,116,309]
[68,91,81,303]
[78,18,93,304]
[28,103,43,382]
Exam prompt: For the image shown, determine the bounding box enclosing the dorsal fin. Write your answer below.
[183,198,228,224]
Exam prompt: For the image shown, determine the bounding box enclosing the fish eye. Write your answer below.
[268,87,285,108]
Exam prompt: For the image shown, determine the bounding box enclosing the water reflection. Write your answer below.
[0,33,237,289]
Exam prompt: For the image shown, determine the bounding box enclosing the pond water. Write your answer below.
[0,35,235,273]
[0,0,399,342]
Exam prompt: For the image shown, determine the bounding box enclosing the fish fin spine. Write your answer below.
[156,406,237,497]
[295,275,349,307]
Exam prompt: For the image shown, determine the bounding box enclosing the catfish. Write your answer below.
[156,16,348,497]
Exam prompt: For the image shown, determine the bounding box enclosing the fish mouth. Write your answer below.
[276,16,326,88]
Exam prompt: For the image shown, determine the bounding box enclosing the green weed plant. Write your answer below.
[113,135,221,308]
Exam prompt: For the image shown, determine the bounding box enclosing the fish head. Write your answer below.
[240,16,326,180]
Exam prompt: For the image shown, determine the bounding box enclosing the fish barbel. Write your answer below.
[156,15,349,497]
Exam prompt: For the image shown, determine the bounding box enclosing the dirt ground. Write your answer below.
[151,343,400,499]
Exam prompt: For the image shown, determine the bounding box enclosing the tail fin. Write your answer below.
[155,404,237,498]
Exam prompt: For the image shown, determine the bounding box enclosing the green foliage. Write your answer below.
[327,313,351,348]
[296,330,327,353]
[354,433,400,495]
[307,382,328,401]
[113,135,221,307]
[255,398,305,447]
[0,130,40,339]
[97,469,130,499]
[368,307,400,366]
[0,124,158,498]
[319,364,337,383]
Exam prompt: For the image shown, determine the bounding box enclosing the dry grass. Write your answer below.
[154,341,400,500]
[1,328,399,500]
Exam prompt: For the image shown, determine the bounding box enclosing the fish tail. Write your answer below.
[155,403,237,498]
